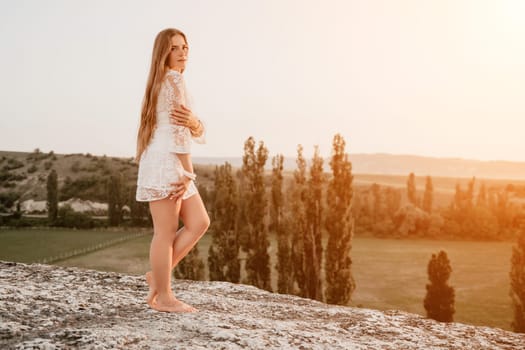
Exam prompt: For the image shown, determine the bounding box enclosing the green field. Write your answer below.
[0,228,517,332]
[0,228,148,263]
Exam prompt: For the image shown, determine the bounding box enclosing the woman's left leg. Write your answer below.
[146,193,210,304]
[170,193,210,267]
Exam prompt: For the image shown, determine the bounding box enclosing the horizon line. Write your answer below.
[1,148,525,164]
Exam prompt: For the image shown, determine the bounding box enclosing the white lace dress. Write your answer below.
[135,69,205,202]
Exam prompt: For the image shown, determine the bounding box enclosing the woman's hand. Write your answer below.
[170,104,199,130]
[169,176,192,201]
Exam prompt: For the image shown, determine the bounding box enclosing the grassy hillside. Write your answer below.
[0,150,133,203]
[0,149,216,212]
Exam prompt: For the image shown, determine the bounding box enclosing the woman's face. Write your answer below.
[167,34,189,72]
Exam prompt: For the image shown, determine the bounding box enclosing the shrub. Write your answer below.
[55,204,94,229]
[0,191,19,210]
[60,175,107,201]
[3,158,24,171]
[26,148,50,162]
[27,164,38,173]
[71,161,81,173]
[1,171,15,182]
[2,215,48,227]
[0,171,26,182]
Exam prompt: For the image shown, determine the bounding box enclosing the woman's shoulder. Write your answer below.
[166,69,183,79]
[164,69,184,87]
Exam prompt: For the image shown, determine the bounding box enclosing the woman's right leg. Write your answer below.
[148,197,194,312]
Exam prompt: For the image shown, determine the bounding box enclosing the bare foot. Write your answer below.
[145,271,198,312]
[177,299,199,312]
[152,296,198,313]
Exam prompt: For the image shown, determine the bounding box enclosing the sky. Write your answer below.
[1,0,524,161]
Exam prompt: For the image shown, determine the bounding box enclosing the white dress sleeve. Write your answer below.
[165,71,192,154]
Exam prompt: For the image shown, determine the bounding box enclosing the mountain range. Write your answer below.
[194,153,525,180]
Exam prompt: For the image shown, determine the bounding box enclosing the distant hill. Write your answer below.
[1,149,524,213]
[194,153,525,181]
[0,150,216,209]
[0,150,138,208]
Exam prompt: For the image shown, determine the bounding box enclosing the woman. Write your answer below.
[135,28,210,313]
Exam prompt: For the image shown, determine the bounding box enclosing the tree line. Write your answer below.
[206,134,355,305]
[355,173,525,240]
[203,135,525,332]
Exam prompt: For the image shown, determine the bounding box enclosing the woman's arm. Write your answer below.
[164,72,200,199]
[171,105,206,143]
[189,118,204,138]
[176,153,193,174]
[170,153,194,200]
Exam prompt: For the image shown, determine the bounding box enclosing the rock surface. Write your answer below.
[1,261,524,350]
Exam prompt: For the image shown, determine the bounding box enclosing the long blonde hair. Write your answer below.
[135,28,188,162]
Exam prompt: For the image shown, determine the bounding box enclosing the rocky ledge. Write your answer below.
[1,261,524,349]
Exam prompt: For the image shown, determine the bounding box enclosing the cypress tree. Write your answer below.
[496,190,510,230]
[477,182,487,207]
[208,162,240,283]
[407,172,417,206]
[371,183,382,220]
[424,250,455,322]
[324,134,355,305]
[46,169,58,225]
[239,137,271,291]
[290,144,308,297]
[107,174,122,226]
[453,183,462,210]
[467,177,475,210]
[452,180,475,222]
[510,227,525,333]
[305,145,325,301]
[448,177,499,239]
[385,187,401,219]
[272,154,293,294]
[422,176,433,214]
